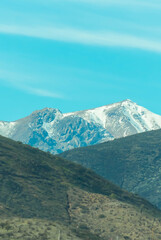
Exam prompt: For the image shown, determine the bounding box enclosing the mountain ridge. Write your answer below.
[1,99,161,153]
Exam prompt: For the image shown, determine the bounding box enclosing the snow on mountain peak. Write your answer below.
[1,100,161,154]
[0,121,17,137]
[30,107,62,117]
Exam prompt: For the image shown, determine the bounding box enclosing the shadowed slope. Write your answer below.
[1,135,161,239]
[61,129,161,208]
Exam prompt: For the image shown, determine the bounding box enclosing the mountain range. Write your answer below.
[1,134,161,240]
[1,99,161,154]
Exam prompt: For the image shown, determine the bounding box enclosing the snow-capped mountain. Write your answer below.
[1,99,161,154]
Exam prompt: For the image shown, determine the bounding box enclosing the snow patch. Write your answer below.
[0,121,17,137]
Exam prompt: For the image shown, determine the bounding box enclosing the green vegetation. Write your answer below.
[1,134,161,239]
[61,129,161,208]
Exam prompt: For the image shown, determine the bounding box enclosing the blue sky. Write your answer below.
[1,0,161,121]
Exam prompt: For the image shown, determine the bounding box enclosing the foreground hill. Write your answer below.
[61,129,161,209]
[1,135,161,239]
[1,99,161,154]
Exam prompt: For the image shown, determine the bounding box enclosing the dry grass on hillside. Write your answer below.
[68,188,161,240]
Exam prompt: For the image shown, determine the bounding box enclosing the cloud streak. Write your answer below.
[0,71,64,99]
[68,0,161,9]
[30,0,161,9]
[24,86,64,98]
[0,24,161,54]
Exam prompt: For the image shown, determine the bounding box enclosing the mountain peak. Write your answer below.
[1,100,161,154]
[122,99,132,102]
[31,107,62,115]
[120,99,136,106]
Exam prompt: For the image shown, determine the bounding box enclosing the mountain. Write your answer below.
[1,99,161,154]
[61,129,161,209]
[1,135,161,239]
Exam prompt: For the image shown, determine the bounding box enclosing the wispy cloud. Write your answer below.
[0,24,161,54]
[29,0,161,9]
[68,0,161,9]
[0,70,64,99]
[23,86,64,98]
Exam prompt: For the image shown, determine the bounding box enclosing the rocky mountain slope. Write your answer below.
[61,129,161,209]
[1,134,161,239]
[1,99,161,154]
